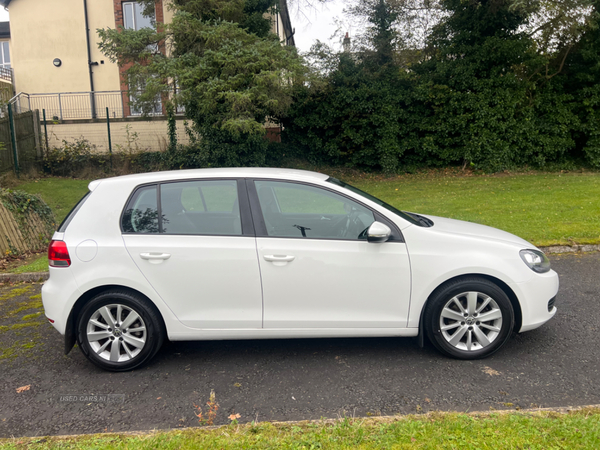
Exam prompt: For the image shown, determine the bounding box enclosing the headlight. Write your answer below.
[519,249,551,273]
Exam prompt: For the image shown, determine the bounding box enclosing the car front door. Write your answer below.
[122,178,263,329]
[249,179,411,329]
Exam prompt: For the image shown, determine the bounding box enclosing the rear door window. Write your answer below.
[121,180,241,236]
[161,180,241,235]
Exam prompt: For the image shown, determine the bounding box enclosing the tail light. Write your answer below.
[48,240,71,267]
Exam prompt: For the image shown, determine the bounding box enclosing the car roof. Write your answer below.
[88,168,330,191]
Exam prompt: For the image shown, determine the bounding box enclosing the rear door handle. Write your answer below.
[140,252,171,261]
[263,255,295,263]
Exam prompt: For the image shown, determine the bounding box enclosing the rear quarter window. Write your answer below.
[121,185,159,233]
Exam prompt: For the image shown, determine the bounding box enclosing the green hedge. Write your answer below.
[283,0,600,173]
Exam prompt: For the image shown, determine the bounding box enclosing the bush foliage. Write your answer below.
[284,0,600,172]
[42,135,285,177]
[0,188,56,255]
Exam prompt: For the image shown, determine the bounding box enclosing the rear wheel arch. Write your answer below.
[64,285,167,355]
[417,274,523,347]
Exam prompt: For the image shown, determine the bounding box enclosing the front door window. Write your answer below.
[254,180,375,240]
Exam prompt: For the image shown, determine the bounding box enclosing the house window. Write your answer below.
[130,93,162,115]
[129,77,162,116]
[122,2,155,30]
[174,83,185,114]
[0,41,10,70]
[122,3,161,115]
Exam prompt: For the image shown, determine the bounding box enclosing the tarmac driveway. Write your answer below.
[0,253,599,438]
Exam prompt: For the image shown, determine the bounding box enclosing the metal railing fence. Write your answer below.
[0,67,13,84]
[15,91,128,120]
[8,91,173,120]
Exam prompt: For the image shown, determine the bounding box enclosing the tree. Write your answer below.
[413,0,579,170]
[285,0,423,172]
[561,0,600,166]
[349,0,399,66]
[98,0,304,166]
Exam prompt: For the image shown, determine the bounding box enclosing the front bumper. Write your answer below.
[516,269,559,333]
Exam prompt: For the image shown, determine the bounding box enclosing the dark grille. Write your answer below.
[548,296,556,312]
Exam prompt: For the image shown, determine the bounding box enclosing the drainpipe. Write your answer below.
[83,0,98,118]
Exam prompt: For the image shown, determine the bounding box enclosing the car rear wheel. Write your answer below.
[77,290,164,371]
[425,277,514,359]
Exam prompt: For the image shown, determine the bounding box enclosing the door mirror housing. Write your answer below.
[367,222,391,243]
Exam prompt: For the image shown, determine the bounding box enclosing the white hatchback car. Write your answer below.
[42,168,558,371]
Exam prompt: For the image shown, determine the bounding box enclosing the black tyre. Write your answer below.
[77,290,164,371]
[425,277,514,359]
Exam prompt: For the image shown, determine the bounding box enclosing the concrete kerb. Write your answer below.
[540,244,600,254]
[0,245,598,284]
[0,272,49,283]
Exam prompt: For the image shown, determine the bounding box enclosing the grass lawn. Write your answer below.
[0,178,89,273]
[13,178,91,224]
[8,254,48,274]
[9,171,600,247]
[1,409,599,449]
[349,171,600,247]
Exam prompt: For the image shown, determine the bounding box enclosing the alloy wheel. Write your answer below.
[439,291,503,352]
[86,304,147,362]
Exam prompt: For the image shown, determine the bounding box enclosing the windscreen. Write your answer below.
[326,177,425,227]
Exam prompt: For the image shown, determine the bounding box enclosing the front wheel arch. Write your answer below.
[64,285,167,355]
[417,274,522,348]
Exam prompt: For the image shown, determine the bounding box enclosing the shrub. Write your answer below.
[0,188,56,256]
[43,137,110,176]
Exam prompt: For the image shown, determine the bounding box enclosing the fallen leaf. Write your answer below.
[16,385,30,393]
[482,366,500,376]
[228,413,241,421]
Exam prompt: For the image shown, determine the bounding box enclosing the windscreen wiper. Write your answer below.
[293,224,311,237]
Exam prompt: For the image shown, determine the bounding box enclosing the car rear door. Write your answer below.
[122,178,263,329]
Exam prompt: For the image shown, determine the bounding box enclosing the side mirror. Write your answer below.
[367,221,391,243]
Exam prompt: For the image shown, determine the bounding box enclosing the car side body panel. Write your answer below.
[256,237,411,328]
[402,221,558,331]
[123,234,263,329]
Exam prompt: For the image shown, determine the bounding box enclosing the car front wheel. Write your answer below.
[77,290,164,371]
[425,277,514,359]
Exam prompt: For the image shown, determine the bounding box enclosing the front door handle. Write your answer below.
[263,255,295,263]
[140,252,171,262]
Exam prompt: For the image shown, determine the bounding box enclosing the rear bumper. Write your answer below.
[41,267,82,335]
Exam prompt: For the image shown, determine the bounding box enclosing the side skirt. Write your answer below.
[167,328,419,341]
